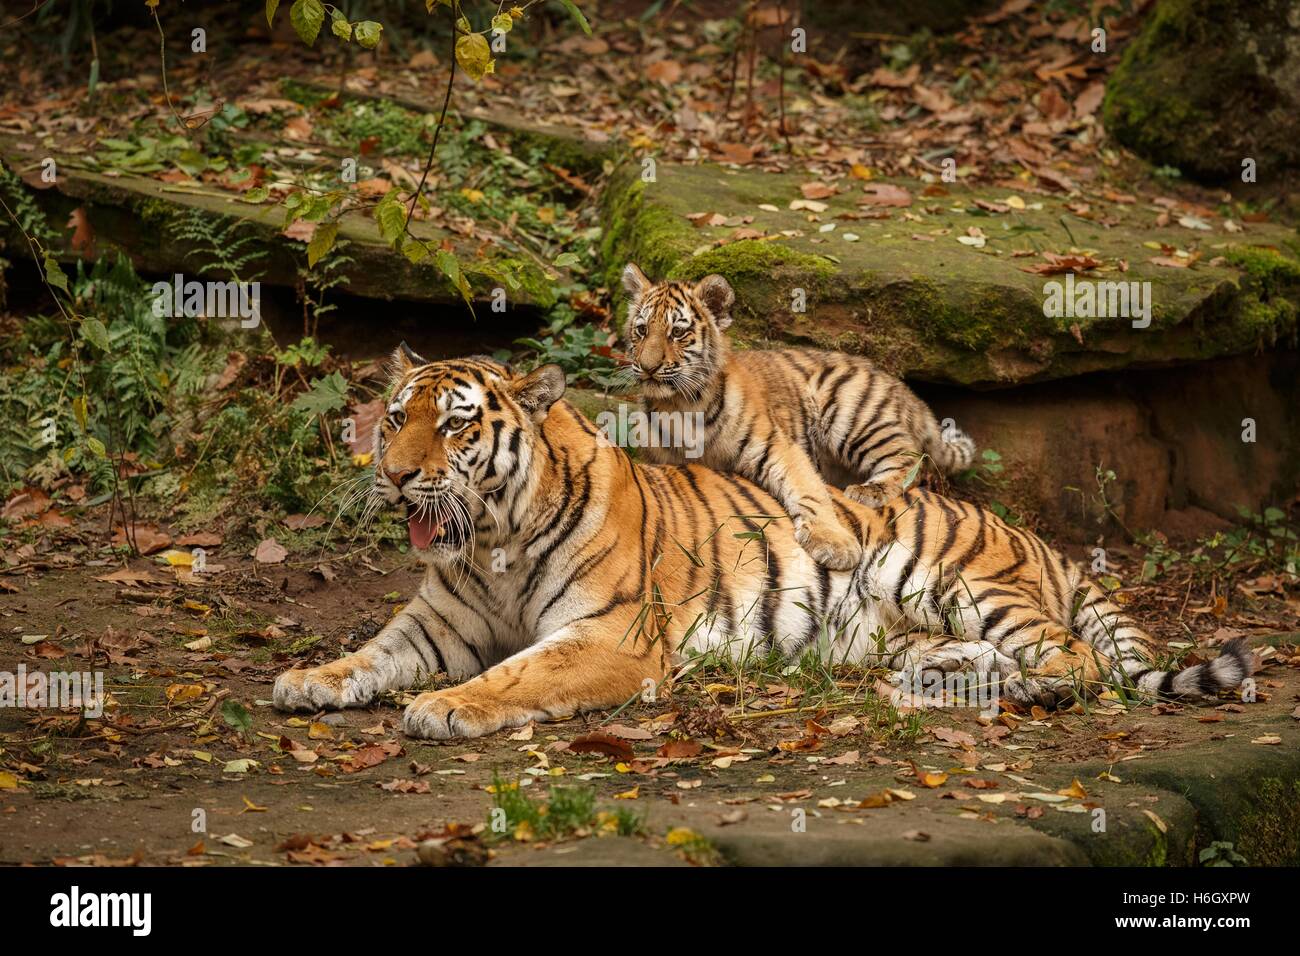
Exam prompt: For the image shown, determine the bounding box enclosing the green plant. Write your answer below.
[1199,841,1247,867]
[515,310,621,389]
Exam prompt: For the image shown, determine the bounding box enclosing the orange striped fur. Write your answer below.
[621,263,977,571]
[272,353,1254,739]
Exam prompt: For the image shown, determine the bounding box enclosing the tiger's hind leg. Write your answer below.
[842,446,921,509]
[994,614,1115,708]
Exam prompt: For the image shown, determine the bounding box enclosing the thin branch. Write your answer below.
[404,0,459,230]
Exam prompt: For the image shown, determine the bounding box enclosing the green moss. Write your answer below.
[598,165,699,292]
[1223,244,1300,343]
[1102,0,1300,182]
[1233,777,1300,866]
[667,239,836,284]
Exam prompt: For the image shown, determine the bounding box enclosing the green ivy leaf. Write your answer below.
[491,13,513,34]
[553,252,580,268]
[291,371,350,418]
[80,317,111,352]
[455,32,494,81]
[307,221,340,267]
[375,198,406,244]
[266,0,280,28]
[290,0,325,46]
[554,0,592,36]
[402,239,430,265]
[243,185,270,203]
[435,249,474,312]
[42,254,68,294]
[86,436,107,459]
[330,13,352,41]
[354,21,383,49]
[221,699,253,735]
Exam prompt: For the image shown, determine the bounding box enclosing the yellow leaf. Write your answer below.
[160,549,194,567]
[165,683,205,703]
[460,188,485,203]
[308,721,334,740]
[1057,778,1088,799]
[850,163,873,180]
[455,33,494,81]
[0,772,19,790]
[352,451,373,467]
[665,827,700,846]
[614,786,639,799]
[242,796,268,813]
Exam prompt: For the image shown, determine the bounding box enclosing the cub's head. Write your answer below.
[621,263,734,400]
[373,344,565,562]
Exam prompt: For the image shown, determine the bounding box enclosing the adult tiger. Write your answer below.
[272,350,1254,739]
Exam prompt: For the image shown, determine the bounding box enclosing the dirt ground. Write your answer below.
[2,511,1298,867]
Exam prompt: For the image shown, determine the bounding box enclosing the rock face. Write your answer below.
[1104,0,1300,182]
[601,161,1300,388]
[599,159,1300,537]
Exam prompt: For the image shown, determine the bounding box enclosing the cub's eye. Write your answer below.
[671,321,691,338]
[387,409,406,428]
[442,417,471,436]
[632,321,647,339]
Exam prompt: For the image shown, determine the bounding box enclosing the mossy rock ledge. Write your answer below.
[1103,0,1300,183]
[600,160,1300,388]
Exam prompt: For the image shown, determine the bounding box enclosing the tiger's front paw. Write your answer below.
[273,657,380,712]
[793,516,863,571]
[844,480,903,509]
[403,690,539,740]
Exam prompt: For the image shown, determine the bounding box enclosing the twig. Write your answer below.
[404,0,459,230]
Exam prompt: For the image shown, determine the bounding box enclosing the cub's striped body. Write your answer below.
[272,355,1253,739]
[621,263,976,572]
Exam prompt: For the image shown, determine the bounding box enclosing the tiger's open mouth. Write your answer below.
[406,503,470,551]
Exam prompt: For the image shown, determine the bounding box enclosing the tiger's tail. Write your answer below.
[1070,575,1256,699]
[915,405,976,475]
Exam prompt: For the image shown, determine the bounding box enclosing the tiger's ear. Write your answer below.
[694,274,735,330]
[390,341,428,377]
[511,364,566,422]
[622,262,650,298]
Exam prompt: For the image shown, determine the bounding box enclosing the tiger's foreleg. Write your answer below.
[402,617,670,739]
[273,592,481,712]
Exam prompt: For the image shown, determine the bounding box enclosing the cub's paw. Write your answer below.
[793,516,863,571]
[844,481,903,509]
[273,657,380,712]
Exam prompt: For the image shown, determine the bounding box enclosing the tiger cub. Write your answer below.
[621,262,976,572]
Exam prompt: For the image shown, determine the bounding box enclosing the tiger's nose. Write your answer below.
[385,466,416,487]
[639,357,662,375]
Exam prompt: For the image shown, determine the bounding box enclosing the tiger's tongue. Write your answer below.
[408,512,442,550]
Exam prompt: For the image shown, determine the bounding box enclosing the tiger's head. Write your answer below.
[373,345,566,563]
[621,263,735,401]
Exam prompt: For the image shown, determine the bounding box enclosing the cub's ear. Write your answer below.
[622,262,650,297]
[693,274,735,330]
[511,364,566,422]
